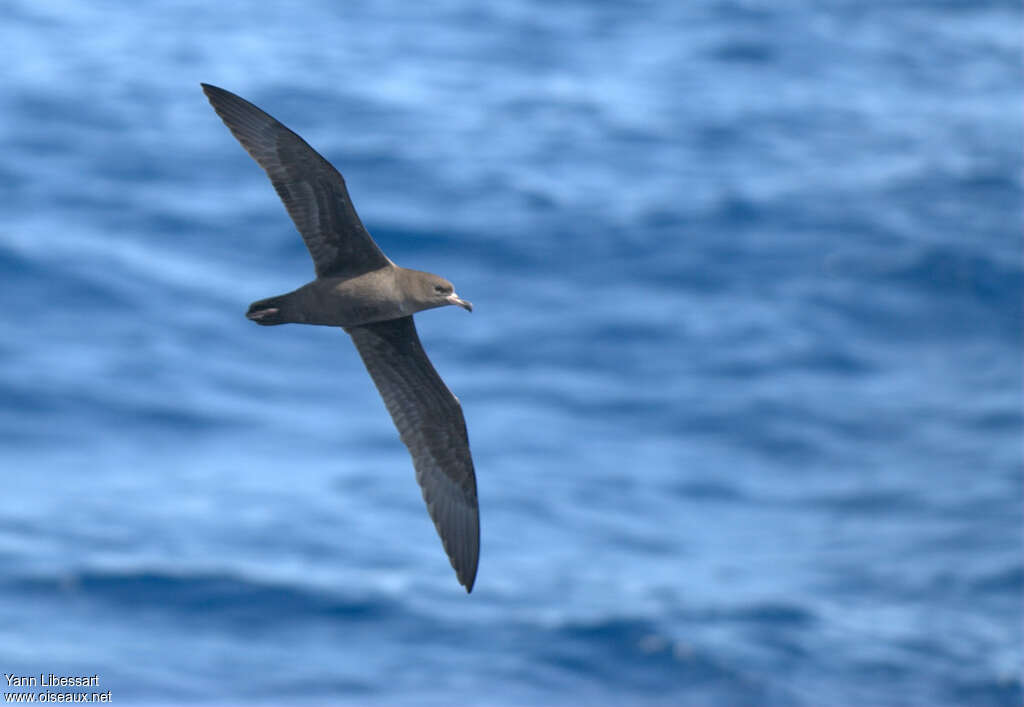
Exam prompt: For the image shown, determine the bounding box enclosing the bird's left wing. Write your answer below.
[202,83,392,279]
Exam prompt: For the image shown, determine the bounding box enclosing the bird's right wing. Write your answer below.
[202,83,392,279]
[345,316,480,592]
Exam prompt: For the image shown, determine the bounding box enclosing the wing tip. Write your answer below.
[200,82,222,99]
[454,526,480,594]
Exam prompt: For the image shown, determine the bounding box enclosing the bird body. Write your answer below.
[202,83,480,592]
[247,266,471,328]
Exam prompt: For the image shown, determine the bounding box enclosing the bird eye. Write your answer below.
[434,284,450,295]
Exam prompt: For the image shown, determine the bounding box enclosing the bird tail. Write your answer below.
[246,296,289,325]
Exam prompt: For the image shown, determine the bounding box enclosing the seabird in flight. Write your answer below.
[202,83,480,592]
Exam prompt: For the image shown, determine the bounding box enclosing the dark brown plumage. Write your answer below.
[202,83,479,592]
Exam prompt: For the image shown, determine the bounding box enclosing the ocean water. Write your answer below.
[1,0,1021,704]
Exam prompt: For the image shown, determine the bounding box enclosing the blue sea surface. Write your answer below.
[1,1,1021,704]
